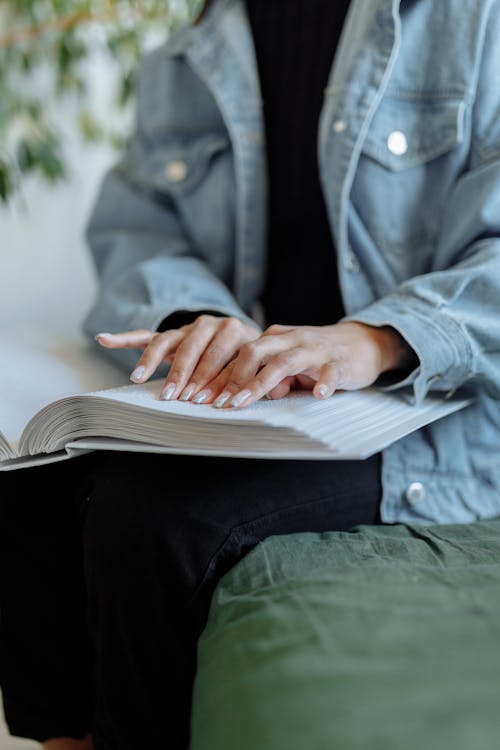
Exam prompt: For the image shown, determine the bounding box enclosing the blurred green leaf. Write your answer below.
[0,0,203,207]
[0,160,14,203]
[78,109,104,141]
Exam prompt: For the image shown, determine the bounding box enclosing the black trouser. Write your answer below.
[0,450,382,750]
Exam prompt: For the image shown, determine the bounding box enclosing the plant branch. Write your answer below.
[0,3,171,49]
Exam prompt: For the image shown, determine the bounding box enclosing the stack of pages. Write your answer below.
[0,328,471,470]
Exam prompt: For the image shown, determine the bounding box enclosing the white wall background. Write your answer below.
[0,51,129,750]
[0,144,113,335]
[0,52,129,337]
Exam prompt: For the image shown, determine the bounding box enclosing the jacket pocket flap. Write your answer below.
[128,134,230,195]
[362,96,466,172]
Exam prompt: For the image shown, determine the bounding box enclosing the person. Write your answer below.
[2,0,500,748]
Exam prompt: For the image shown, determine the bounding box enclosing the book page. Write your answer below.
[0,326,128,454]
[72,378,472,460]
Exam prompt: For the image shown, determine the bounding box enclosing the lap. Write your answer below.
[85,449,382,533]
[1,450,382,625]
[82,451,382,613]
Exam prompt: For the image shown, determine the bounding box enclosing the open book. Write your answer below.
[1,327,472,470]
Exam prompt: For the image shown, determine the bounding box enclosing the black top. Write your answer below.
[245,0,351,326]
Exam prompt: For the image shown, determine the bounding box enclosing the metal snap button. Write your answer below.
[165,159,188,183]
[405,482,426,506]
[387,130,408,156]
[333,119,347,133]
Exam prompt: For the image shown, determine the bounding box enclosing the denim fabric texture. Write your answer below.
[83,0,500,525]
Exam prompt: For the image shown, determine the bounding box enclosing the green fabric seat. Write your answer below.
[190,519,500,750]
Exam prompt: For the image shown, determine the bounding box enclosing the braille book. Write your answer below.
[0,328,471,471]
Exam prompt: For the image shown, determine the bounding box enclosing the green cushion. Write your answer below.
[190,519,500,750]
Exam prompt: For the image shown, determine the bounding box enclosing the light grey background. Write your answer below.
[0,50,123,750]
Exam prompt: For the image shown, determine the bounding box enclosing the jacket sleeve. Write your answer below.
[82,55,258,373]
[345,3,500,404]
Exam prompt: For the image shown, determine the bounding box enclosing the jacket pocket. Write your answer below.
[362,95,467,171]
[351,94,469,278]
[127,133,231,196]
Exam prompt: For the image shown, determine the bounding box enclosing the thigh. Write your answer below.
[86,449,381,529]
[0,453,98,737]
[82,450,381,622]
[0,452,98,570]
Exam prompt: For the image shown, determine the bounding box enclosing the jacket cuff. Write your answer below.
[343,295,474,404]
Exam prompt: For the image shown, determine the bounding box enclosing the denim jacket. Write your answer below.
[84,0,500,525]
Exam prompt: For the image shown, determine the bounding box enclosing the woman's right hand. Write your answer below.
[95,314,261,402]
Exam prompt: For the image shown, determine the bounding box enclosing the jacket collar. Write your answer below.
[180,0,267,307]
[164,0,402,120]
[162,0,403,306]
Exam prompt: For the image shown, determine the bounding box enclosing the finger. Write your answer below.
[224,347,310,408]
[190,361,237,406]
[229,334,295,384]
[294,373,317,391]
[129,330,184,384]
[208,336,284,408]
[182,318,260,399]
[160,318,219,400]
[95,330,155,349]
[313,360,350,399]
[266,376,294,400]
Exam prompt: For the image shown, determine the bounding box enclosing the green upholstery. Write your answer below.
[190,519,500,750]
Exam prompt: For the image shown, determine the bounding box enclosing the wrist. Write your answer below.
[375,325,418,374]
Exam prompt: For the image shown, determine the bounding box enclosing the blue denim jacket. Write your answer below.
[84,0,500,525]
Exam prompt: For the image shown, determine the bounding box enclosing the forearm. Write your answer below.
[344,239,500,402]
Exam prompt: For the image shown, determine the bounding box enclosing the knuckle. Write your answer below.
[195,345,231,380]
[220,316,242,333]
[148,332,165,348]
[175,338,197,357]
[195,314,212,326]
[302,331,316,346]
[226,378,243,392]
[167,365,185,382]
[275,350,299,369]
[252,375,269,392]
[205,343,225,361]
[264,324,282,336]
[147,331,175,356]
[192,364,215,384]
[240,340,260,359]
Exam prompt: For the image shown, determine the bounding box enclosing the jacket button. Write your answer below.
[387,130,408,156]
[333,119,347,133]
[405,482,426,505]
[165,159,188,183]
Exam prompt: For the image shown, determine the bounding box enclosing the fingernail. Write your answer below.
[95,332,112,339]
[180,384,196,401]
[230,390,252,408]
[193,389,211,404]
[160,383,176,401]
[213,391,231,408]
[130,366,146,382]
[317,384,329,399]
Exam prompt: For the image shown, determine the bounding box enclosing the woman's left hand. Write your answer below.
[198,321,413,409]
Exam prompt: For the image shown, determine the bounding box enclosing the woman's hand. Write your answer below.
[189,321,414,408]
[95,314,261,402]
[96,319,414,409]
